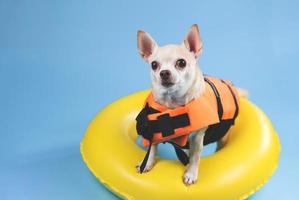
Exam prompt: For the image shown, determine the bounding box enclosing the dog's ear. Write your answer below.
[137,30,158,61]
[183,24,203,58]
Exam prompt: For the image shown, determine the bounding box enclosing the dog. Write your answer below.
[136,24,247,185]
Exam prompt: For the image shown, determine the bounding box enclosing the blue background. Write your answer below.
[1,0,298,199]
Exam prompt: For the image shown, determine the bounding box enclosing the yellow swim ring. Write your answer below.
[80,90,281,200]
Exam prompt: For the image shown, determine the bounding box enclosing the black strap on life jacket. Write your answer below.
[220,80,239,121]
[135,104,191,173]
[204,77,224,120]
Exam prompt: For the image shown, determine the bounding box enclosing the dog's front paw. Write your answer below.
[183,167,198,185]
[136,158,156,173]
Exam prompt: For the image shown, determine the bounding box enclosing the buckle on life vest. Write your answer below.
[157,113,174,137]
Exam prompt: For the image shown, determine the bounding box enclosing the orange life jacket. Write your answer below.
[136,76,239,173]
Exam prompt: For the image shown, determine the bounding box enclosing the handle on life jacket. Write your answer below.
[136,105,191,140]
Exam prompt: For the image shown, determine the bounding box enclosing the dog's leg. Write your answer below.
[183,128,206,185]
[136,144,157,173]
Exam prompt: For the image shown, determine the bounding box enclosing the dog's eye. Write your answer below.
[176,59,186,69]
[151,61,158,70]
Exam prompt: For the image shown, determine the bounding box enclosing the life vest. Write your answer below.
[136,76,239,173]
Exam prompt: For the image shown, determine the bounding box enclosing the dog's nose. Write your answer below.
[160,70,171,80]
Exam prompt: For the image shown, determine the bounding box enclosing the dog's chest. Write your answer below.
[158,94,189,109]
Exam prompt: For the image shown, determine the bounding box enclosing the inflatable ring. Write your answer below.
[80,90,281,200]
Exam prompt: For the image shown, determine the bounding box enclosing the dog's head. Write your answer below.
[137,24,204,99]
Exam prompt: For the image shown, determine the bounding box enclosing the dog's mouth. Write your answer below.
[161,80,174,88]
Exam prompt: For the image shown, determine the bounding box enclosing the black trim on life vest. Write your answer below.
[203,119,234,145]
[136,104,158,141]
[220,80,239,121]
[204,78,224,120]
